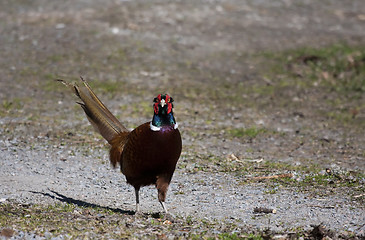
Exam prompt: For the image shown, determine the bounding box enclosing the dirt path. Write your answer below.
[1,144,364,235]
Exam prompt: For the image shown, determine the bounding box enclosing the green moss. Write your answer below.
[0,98,24,116]
[264,189,278,195]
[216,232,240,240]
[214,233,263,240]
[43,77,68,92]
[90,80,122,95]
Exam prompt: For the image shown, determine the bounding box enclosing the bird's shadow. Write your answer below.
[30,190,135,215]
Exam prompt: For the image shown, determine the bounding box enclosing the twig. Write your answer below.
[308,205,335,209]
[248,173,293,180]
[246,158,264,163]
[354,193,365,198]
[226,154,264,163]
[253,207,277,214]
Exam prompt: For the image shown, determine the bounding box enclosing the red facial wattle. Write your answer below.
[154,94,162,114]
[165,94,172,114]
[154,102,159,114]
[154,94,173,114]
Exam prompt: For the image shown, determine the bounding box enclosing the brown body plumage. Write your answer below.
[58,77,182,213]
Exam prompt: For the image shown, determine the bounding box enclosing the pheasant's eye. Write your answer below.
[165,94,173,103]
[154,94,162,103]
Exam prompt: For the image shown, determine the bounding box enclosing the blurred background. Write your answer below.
[1,0,364,170]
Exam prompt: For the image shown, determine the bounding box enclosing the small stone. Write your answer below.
[111,27,119,34]
[55,23,65,29]
[0,228,14,238]
[44,231,52,239]
[272,234,288,240]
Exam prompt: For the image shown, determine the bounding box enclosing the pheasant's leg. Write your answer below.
[156,175,170,213]
[160,201,168,213]
[135,187,140,213]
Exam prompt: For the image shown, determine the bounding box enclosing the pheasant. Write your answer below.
[58,77,182,213]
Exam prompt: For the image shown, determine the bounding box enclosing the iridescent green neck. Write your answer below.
[151,112,176,128]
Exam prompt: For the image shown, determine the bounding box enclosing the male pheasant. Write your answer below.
[58,77,182,213]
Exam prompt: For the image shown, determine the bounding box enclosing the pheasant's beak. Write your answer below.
[160,99,166,107]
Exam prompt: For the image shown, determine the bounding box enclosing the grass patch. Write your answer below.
[227,127,267,139]
[290,44,365,93]
[0,98,24,116]
[217,232,261,240]
[186,152,365,202]
[0,202,271,239]
[0,203,131,238]
[260,43,365,95]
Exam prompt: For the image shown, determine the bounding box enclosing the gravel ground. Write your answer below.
[1,138,364,238]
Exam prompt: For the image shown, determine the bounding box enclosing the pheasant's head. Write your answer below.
[151,94,177,131]
[153,94,174,115]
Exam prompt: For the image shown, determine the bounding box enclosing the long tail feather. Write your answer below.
[57,78,129,144]
[79,76,128,132]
